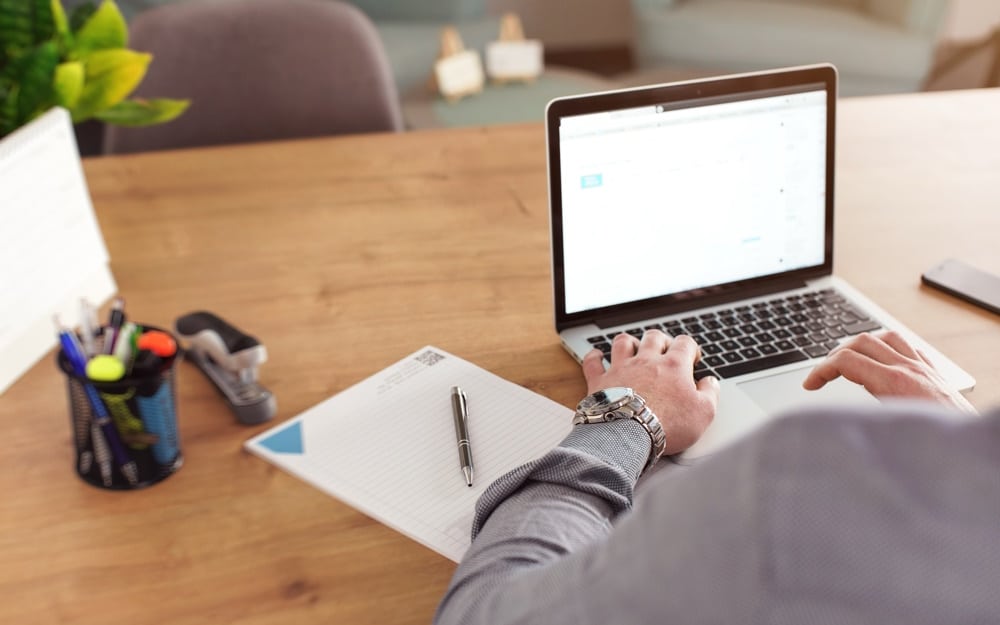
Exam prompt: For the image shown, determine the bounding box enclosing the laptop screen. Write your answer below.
[548,66,836,329]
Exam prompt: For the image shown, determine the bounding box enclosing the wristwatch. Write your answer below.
[572,387,666,473]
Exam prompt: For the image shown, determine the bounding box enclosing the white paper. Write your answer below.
[0,107,116,394]
[434,50,485,97]
[244,346,573,562]
[486,40,544,79]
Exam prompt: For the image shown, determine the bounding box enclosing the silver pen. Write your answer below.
[450,386,474,487]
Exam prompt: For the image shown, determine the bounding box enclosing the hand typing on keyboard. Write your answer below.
[587,288,884,382]
[582,330,720,455]
[803,331,977,414]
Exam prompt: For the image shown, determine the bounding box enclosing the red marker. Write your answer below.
[136,330,177,358]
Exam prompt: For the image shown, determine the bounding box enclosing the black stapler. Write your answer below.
[175,311,277,425]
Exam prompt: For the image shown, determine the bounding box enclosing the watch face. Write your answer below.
[579,387,631,414]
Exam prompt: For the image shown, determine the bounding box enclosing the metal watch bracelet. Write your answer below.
[573,392,666,473]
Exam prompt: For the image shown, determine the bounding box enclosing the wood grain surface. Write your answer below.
[1,88,998,625]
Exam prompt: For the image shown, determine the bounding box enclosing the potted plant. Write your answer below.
[0,0,188,148]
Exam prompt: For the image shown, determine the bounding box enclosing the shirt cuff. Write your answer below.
[558,418,652,485]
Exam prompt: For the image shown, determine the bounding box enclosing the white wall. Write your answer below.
[942,0,1000,41]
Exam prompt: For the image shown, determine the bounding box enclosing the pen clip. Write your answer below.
[457,388,467,419]
[452,386,468,420]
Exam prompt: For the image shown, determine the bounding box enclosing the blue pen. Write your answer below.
[56,317,138,486]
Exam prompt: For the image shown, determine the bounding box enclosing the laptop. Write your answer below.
[546,64,975,458]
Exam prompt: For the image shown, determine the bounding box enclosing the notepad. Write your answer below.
[0,107,116,395]
[244,346,573,562]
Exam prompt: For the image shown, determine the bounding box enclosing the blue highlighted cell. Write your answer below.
[580,174,603,189]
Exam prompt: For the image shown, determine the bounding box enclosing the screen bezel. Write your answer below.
[547,64,837,331]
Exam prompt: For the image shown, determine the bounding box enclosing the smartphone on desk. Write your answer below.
[922,259,1000,316]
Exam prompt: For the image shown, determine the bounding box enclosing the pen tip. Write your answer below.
[463,466,474,487]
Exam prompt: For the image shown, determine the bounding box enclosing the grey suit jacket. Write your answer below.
[435,401,1000,624]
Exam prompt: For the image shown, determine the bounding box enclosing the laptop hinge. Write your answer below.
[591,277,810,330]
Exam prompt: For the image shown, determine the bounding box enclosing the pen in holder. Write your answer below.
[56,324,183,490]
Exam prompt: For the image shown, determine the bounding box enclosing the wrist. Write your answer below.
[572,387,667,475]
[560,419,651,483]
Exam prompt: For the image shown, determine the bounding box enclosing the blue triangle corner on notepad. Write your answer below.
[258,421,304,454]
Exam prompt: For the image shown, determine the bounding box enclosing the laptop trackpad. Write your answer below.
[737,367,878,416]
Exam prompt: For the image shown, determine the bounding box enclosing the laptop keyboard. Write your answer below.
[586,288,882,380]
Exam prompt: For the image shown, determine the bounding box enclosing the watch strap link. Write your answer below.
[632,403,666,472]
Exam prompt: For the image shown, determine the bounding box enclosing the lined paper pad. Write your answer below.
[0,107,116,395]
[244,346,573,562]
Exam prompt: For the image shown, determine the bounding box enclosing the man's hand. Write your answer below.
[803,330,977,414]
[581,330,720,455]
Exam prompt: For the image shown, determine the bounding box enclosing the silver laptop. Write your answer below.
[546,64,975,458]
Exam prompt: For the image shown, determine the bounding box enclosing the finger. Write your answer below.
[802,360,839,390]
[610,333,639,362]
[637,329,669,355]
[878,330,921,360]
[838,332,911,367]
[581,348,606,386]
[914,348,939,370]
[695,374,721,406]
[802,347,859,389]
[663,334,699,366]
[803,348,893,391]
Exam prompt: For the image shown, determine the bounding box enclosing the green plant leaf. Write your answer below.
[0,0,33,52]
[53,60,84,108]
[10,40,59,125]
[69,2,97,33]
[95,97,190,126]
[51,0,70,41]
[0,83,19,135]
[71,48,149,122]
[31,0,55,43]
[0,0,46,60]
[69,0,127,58]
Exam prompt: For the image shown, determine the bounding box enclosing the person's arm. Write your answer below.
[436,329,983,624]
[433,419,650,624]
[435,331,721,624]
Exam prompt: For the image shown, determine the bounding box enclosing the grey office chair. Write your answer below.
[104,0,404,154]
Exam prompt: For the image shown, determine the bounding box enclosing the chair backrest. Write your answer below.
[104,0,404,154]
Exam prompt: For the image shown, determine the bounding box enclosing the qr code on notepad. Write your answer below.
[415,350,446,366]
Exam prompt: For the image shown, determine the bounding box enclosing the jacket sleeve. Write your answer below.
[432,415,764,625]
[434,401,1000,625]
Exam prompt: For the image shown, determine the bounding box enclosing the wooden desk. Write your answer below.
[2,89,999,624]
